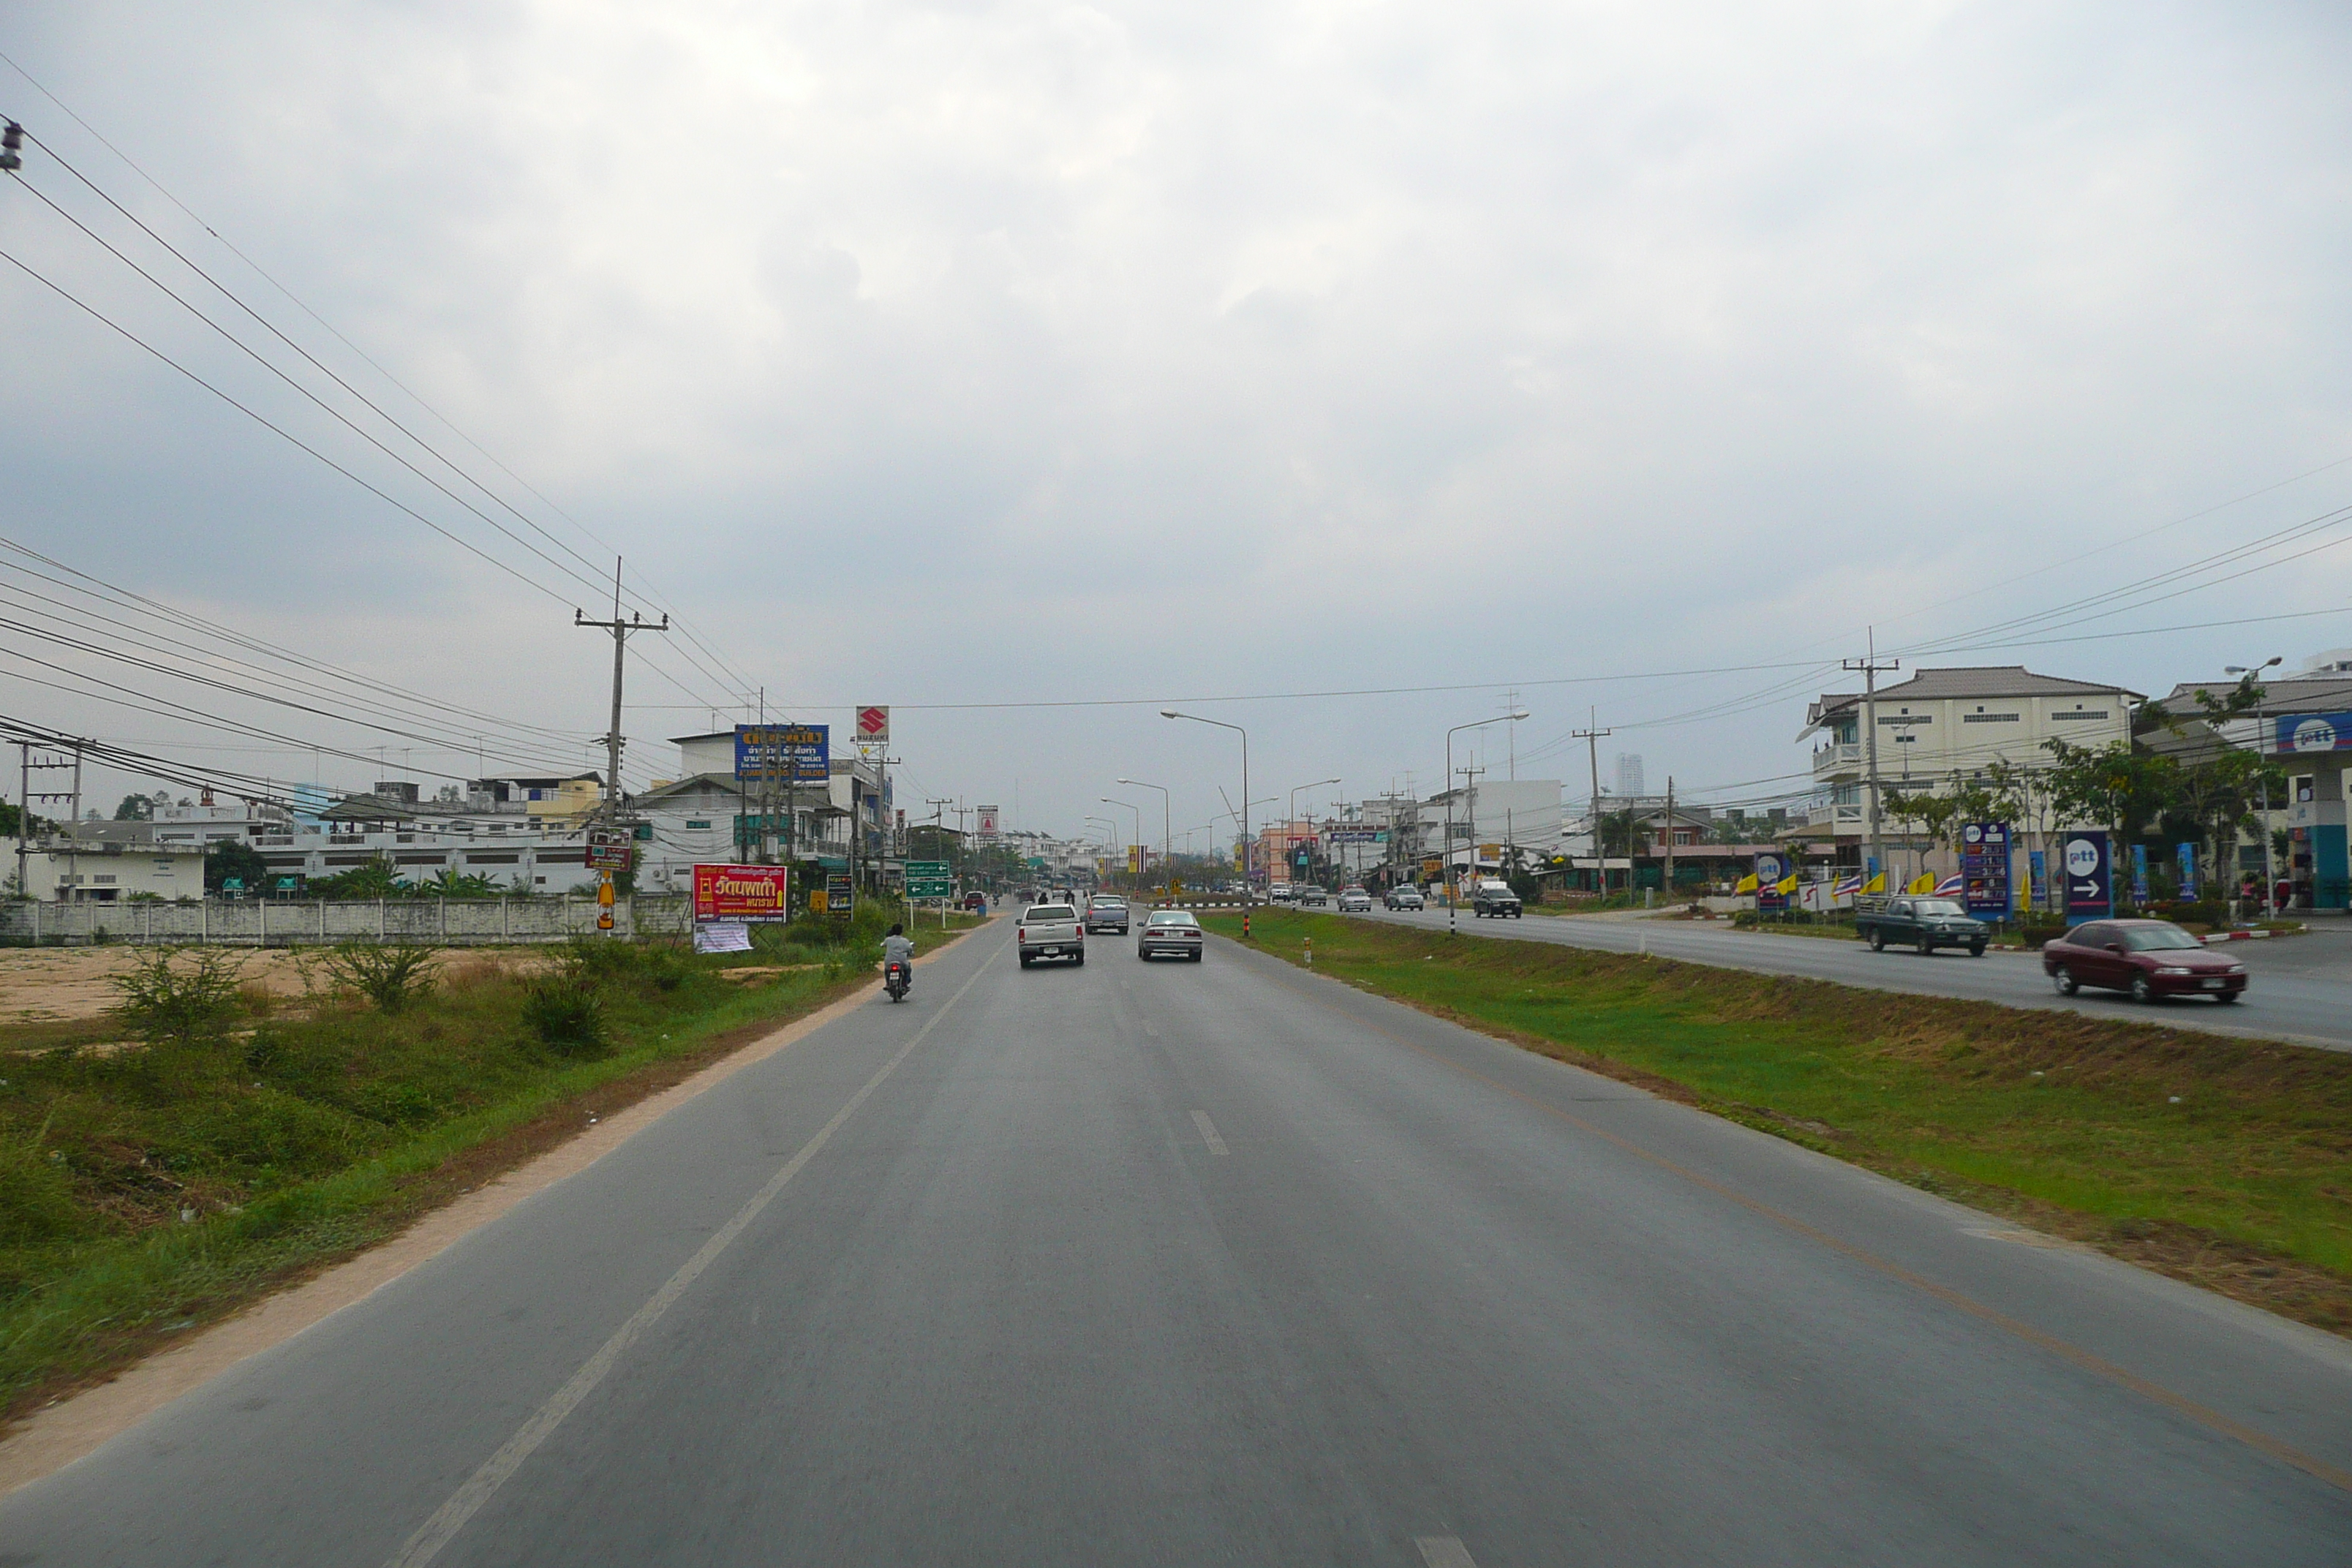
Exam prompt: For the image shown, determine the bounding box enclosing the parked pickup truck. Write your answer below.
[1852,895,1988,957]
[1017,902,1086,968]
[1471,879,1523,918]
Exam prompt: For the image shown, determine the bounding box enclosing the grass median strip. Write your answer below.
[1207,911,2352,1335]
[0,914,977,1426]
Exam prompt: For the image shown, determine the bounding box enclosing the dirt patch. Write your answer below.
[0,946,553,1029]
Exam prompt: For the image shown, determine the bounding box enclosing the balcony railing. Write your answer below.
[1812,742,1863,780]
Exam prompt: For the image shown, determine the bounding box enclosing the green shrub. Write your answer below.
[0,1139,86,1248]
[111,949,246,1046]
[2019,916,2068,949]
[322,943,441,1014]
[557,937,693,993]
[521,979,608,1056]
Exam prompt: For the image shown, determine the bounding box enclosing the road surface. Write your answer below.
[4,921,2347,1564]
[1362,905,2352,1052]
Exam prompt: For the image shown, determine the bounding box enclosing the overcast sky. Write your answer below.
[4,1,2349,846]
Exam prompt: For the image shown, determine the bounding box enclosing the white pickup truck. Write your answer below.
[1017,902,1086,968]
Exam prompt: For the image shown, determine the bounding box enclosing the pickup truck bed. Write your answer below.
[1017,905,1086,967]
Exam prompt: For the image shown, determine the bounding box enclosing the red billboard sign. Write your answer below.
[692,863,791,921]
[856,704,889,742]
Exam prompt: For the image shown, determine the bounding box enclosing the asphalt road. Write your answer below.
[1360,904,2352,1052]
[6,921,2349,1565]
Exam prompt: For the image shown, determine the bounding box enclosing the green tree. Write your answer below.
[307,854,404,900]
[204,839,270,896]
[2040,739,2179,848]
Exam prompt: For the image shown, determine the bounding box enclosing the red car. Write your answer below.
[2041,919,2247,1004]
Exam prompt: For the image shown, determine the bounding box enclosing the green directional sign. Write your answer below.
[905,859,952,898]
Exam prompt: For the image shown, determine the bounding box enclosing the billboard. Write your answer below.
[1754,851,1788,912]
[1327,826,1387,844]
[1958,821,2010,919]
[692,863,791,921]
[2062,831,2112,924]
[977,806,1000,840]
[2277,713,2352,753]
[734,723,829,782]
[856,705,890,744]
[585,828,634,872]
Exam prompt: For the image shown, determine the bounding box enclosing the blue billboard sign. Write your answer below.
[2062,830,2112,924]
[2277,713,2352,753]
[734,723,829,783]
[2177,840,2198,901]
[1754,851,1787,912]
[1959,821,2011,919]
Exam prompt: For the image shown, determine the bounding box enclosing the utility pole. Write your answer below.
[574,559,669,932]
[1844,633,1899,893]
[1664,774,1675,903]
[1574,712,1612,894]
[574,559,671,826]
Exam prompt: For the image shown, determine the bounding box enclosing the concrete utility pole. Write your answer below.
[1665,774,1675,902]
[1844,633,1899,892]
[1574,712,1612,894]
[1447,712,1526,934]
[573,558,670,826]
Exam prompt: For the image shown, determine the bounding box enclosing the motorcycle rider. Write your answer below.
[881,922,915,988]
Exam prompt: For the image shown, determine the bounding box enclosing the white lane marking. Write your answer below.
[386,949,1000,1568]
[1191,1109,1229,1156]
[1416,1537,1479,1568]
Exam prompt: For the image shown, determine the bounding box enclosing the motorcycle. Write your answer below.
[884,960,912,1003]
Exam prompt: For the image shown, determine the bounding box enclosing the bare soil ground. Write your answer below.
[0,946,551,1029]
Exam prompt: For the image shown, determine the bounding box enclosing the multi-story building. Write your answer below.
[2146,663,2352,909]
[1801,666,2138,873]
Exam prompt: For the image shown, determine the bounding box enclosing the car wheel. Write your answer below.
[1970,943,1986,958]
[1019,954,1033,968]
[1074,951,1085,967]
[2052,966,2076,995]
[2130,973,2156,1004]
[1190,950,1203,962]
[1917,935,1933,956]
[2215,990,2241,1004]
[1869,930,1886,951]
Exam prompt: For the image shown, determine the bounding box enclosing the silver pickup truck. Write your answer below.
[1017,902,1086,968]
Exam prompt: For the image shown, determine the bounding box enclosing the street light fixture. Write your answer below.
[1446,712,1529,936]
[1117,777,1172,899]
[2225,656,2285,919]
[1164,710,1254,933]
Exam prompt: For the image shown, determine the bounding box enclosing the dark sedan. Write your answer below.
[2042,919,2248,1004]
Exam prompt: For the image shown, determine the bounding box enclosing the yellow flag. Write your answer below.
[1908,873,1937,894]
[1774,873,1798,894]
[1863,871,1886,894]
[1734,873,1760,894]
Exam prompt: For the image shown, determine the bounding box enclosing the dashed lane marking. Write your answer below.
[1191,1109,1229,1156]
[1415,1537,1478,1567]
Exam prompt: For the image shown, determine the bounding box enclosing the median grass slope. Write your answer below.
[0,912,976,1423]
[1209,911,2352,1335]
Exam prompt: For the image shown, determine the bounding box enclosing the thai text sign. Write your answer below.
[586,829,634,872]
[693,863,791,921]
[1327,826,1386,844]
[905,859,951,897]
[734,723,829,782]
[1959,821,2010,919]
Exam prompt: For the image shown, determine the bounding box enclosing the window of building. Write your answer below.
[1962,712,2019,723]
[2048,709,2108,721]
[686,819,711,831]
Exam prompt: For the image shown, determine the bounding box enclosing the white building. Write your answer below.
[7,833,207,902]
[1416,779,1563,873]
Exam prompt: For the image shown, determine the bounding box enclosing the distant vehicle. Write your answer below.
[2043,919,2247,1003]
[884,959,912,1002]
[1084,894,1131,934]
[1294,885,1330,906]
[1268,884,1297,904]
[1017,903,1085,968]
[964,891,989,912]
[1384,885,1426,911]
[1471,879,1523,918]
[1854,896,1987,957]
[1137,908,1205,962]
[1337,886,1372,912]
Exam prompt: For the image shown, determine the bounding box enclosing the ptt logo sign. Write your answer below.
[2278,712,2352,753]
[2064,838,2101,878]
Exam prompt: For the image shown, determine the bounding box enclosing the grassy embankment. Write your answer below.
[0,908,977,1423]
[1206,910,2352,1334]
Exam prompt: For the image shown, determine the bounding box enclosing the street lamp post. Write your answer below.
[1117,777,1172,900]
[2225,655,2284,919]
[1287,777,1339,890]
[1085,815,1119,889]
[1446,712,1529,935]
[1101,798,1142,892]
[1163,711,1252,936]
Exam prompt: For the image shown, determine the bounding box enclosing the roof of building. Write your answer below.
[1807,666,2142,727]
[2155,675,2352,710]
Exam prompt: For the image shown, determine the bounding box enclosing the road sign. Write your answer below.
[906,859,951,897]
[586,829,633,871]
[856,705,890,743]
[2063,831,2112,924]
